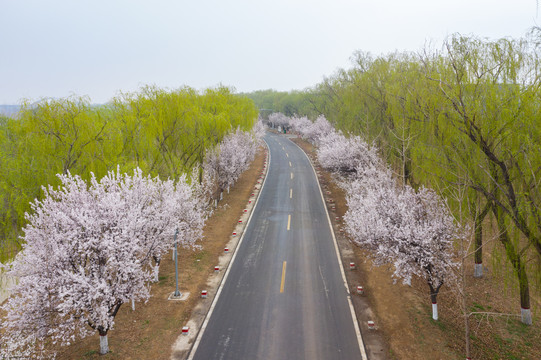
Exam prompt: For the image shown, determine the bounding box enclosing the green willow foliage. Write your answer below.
[241,89,319,118]
[247,32,541,313]
[0,86,258,262]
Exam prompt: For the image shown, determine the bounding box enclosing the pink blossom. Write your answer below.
[1,168,206,357]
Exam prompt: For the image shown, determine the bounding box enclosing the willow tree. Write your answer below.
[0,97,118,260]
[421,34,540,324]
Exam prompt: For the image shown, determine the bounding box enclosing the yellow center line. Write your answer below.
[287,214,291,230]
[289,161,292,167]
[291,172,294,179]
[290,188,292,199]
[286,153,289,157]
[280,261,287,293]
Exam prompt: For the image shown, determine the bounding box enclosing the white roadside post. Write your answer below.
[173,228,181,298]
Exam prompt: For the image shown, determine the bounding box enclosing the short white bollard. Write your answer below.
[224,247,229,253]
[244,209,248,213]
[182,326,189,335]
[232,232,237,236]
[349,262,356,270]
[238,219,243,223]
[214,266,220,272]
[201,290,208,298]
[331,206,336,211]
[367,321,376,330]
[356,286,364,295]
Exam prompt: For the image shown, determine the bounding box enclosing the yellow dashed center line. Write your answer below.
[286,153,289,157]
[289,161,292,167]
[290,188,292,199]
[291,172,294,179]
[280,261,287,293]
[287,214,291,230]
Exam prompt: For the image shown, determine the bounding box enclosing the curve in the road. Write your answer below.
[189,132,366,360]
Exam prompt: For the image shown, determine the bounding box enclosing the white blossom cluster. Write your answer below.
[278,113,463,319]
[289,114,333,145]
[327,128,461,319]
[0,168,206,358]
[268,112,290,129]
[204,127,261,195]
[0,120,264,357]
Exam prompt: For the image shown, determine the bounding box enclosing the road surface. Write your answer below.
[190,132,364,359]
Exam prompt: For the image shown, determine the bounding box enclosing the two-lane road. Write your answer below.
[190,132,365,359]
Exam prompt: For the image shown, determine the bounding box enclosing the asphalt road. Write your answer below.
[190,132,364,360]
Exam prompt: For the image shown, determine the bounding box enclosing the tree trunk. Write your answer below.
[473,214,483,278]
[462,257,471,359]
[473,202,490,278]
[473,262,483,278]
[153,256,161,283]
[519,264,532,325]
[521,307,532,325]
[494,205,532,325]
[428,281,443,321]
[154,264,160,283]
[432,302,438,321]
[99,329,109,355]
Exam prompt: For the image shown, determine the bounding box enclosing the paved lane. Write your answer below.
[190,132,364,360]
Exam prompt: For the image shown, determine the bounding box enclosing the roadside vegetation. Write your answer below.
[0,86,258,262]
[252,31,541,358]
[0,86,261,358]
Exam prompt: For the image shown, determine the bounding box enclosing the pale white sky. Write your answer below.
[0,0,537,104]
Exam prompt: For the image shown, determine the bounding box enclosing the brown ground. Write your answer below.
[54,149,266,359]
[292,136,541,360]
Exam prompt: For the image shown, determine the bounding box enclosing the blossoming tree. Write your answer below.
[345,180,460,320]
[204,128,258,199]
[1,168,205,358]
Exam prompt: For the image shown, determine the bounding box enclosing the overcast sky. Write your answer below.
[0,0,537,104]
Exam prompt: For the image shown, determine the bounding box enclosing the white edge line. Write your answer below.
[288,137,368,360]
[187,137,272,360]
